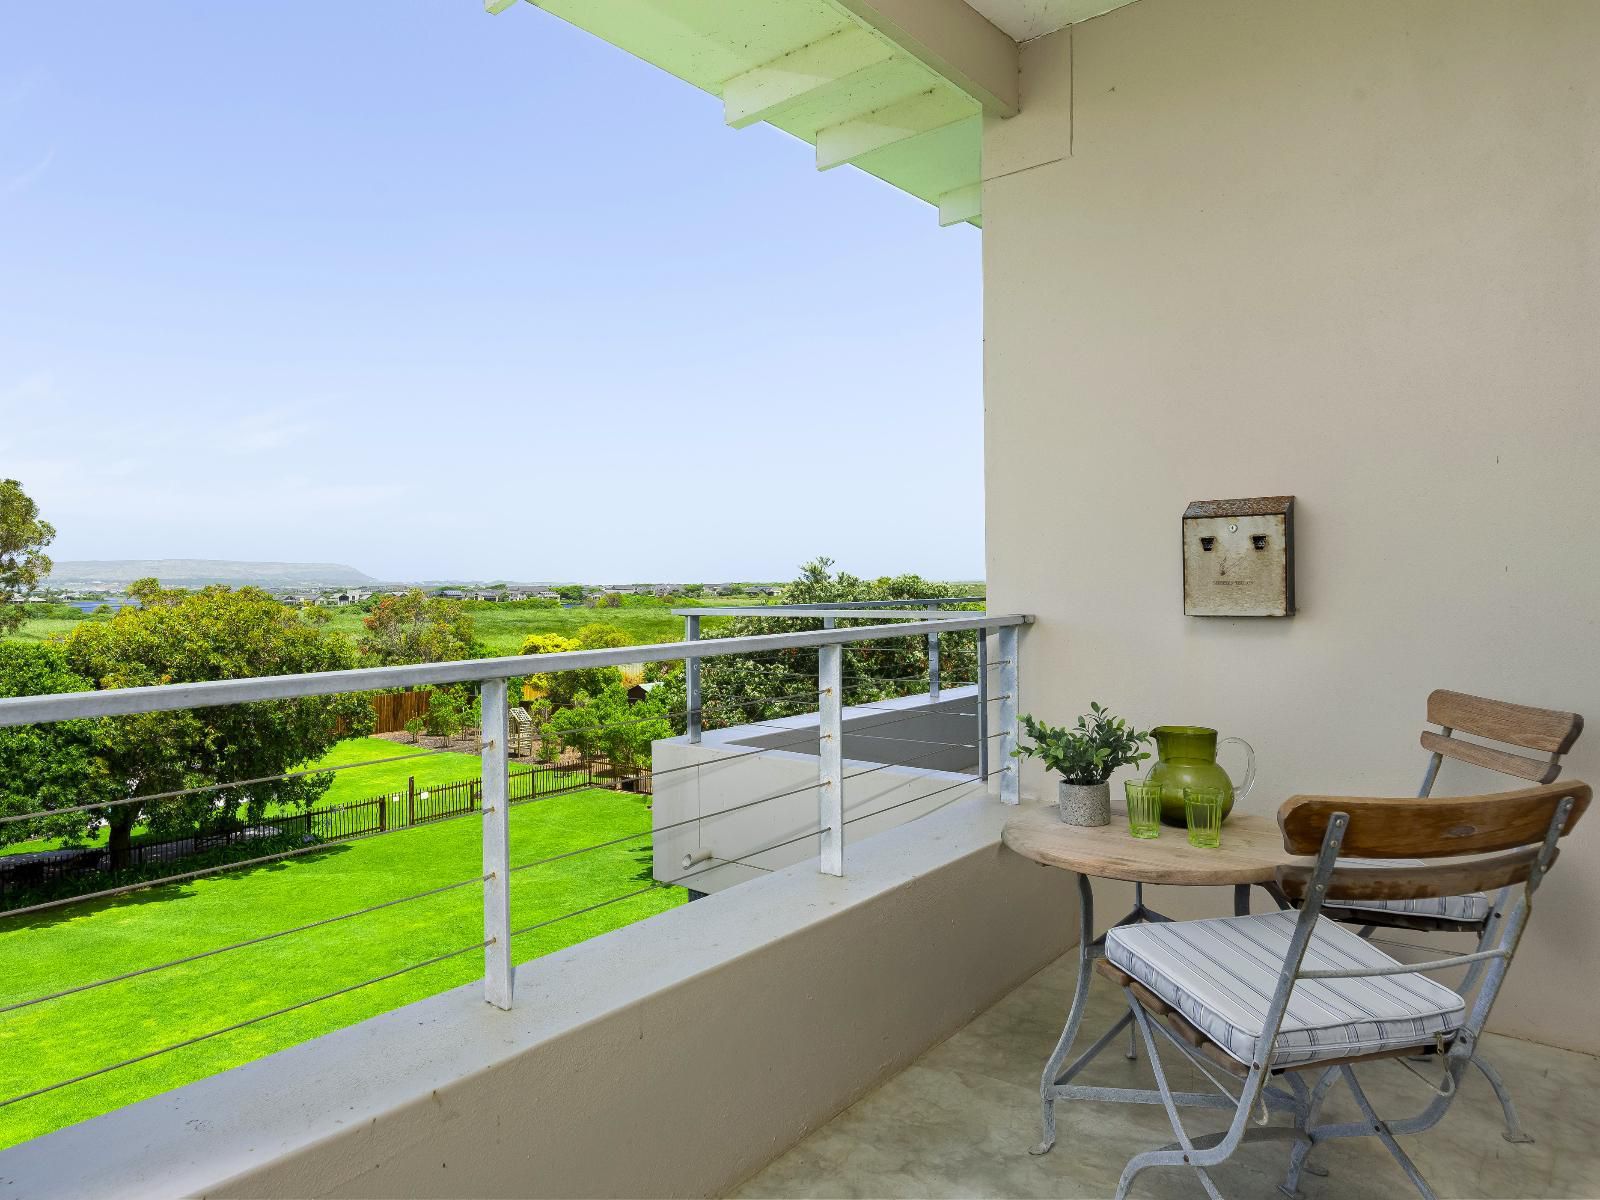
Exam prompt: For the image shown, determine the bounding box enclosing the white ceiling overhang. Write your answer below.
[489,0,1142,227]
[962,0,1138,43]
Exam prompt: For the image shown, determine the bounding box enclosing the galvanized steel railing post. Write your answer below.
[817,643,844,875]
[926,601,940,700]
[996,626,1020,805]
[480,678,513,1009]
[977,631,990,780]
[685,614,701,744]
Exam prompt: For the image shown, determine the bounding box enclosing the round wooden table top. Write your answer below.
[1002,802,1300,885]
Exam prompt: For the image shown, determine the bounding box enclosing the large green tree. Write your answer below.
[359,589,479,665]
[541,682,670,774]
[518,624,632,710]
[655,558,982,734]
[60,581,371,867]
[0,643,121,847]
[0,479,56,636]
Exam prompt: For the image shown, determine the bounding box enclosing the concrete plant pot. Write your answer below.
[1057,780,1111,827]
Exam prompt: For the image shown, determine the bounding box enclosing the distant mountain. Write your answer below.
[47,560,378,589]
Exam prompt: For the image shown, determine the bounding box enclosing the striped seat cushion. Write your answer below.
[1321,859,1490,923]
[1105,910,1464,1069]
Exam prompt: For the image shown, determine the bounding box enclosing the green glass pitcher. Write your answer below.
[1143,726,1256,826]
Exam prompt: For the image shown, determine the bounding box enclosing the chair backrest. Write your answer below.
[1420,689,1583,788]
[1275,781,1591,905]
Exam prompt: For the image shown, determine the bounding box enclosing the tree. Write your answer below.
[541,683,669,775]
[61,582,371,868]
[575,623,632,650]
[422,686,478,739]
[518,625,632,710]
[0,479,56,636]
[359,588,478,665]
[0,643,120,847]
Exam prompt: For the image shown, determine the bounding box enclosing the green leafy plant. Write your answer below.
[1013,702,1152,786]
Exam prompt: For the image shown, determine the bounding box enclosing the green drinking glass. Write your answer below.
[1124,779,1163,839]
[1185,786,1224,849]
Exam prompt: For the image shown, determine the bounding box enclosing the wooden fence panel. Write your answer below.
[371,690,432,734]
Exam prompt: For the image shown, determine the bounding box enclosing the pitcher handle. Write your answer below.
[1219,736,1256,803]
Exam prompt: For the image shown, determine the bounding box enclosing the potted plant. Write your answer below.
[1014,703,1153,826]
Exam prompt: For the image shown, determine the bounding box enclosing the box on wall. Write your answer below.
[1182,496,1295,617]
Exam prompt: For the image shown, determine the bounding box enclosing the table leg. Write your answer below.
[1032,872,1095,1156]
[1234,883,1251,917]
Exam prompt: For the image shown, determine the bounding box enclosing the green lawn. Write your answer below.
[5,596,773,656]
[0,786,682,1149]
[318,596,772,655]
[4,618,83,645]
[315,735,495,803]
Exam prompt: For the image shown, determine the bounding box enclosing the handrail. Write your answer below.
[0,613,1031,726]
[669,607,989,621]
[671,596,982,617]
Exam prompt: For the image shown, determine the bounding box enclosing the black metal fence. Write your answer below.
[0,760,596,904]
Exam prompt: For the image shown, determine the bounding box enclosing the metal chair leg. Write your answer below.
[1338,1066,1439,1200]
[1114,999,1224,1200]
[1470,1052,1535,1144]
[1280,1067,1339,1198]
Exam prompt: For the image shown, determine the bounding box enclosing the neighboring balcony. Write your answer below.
[654,687,987,894]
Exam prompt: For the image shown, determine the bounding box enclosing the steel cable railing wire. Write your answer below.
[842,769,999,827]
[0,937,492,1112]
[0,872,491,1017]
[505,776,827,878]
[0,760,1004,1106]
[0,685,845,833]
[0,690,815,901]
[506,824,827,941]
[648,698,989,782]
[0,688,995,919]
[0,744,473,827]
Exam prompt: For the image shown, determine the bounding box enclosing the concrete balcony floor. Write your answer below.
[733,951,1600,1199]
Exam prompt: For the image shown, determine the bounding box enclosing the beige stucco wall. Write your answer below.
[982,0,1600,1053]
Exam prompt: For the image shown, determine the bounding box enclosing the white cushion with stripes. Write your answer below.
[1105,910,1465,1069]
[1321,859,1490,923]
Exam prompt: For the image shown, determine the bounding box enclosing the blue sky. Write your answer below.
[0,2,982,584]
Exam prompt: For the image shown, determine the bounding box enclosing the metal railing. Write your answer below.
[673,597,985,744]
[0,613,1027,1046]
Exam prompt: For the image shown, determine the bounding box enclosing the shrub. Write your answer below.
[1014,703,1152,785]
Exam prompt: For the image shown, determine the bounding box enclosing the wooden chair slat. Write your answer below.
[1420,730,1559,784]
[1277,782,1590,857]
[1276,845,1549,903]
[1427,689,1583,755]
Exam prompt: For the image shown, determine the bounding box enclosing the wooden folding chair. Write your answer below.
[1318,689,1583,1141]
[1099,780,1589,1200]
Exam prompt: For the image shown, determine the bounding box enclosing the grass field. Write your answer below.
[318,596,770,654]
[7,596,771,656]
[0,783,681,1150]
[5,618,82,645]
